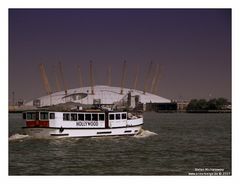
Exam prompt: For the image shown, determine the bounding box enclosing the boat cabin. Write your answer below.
[23,111,129,128]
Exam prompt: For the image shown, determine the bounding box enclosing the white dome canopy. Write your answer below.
[26,85,170,107]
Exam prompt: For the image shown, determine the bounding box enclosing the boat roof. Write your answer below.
[23,109,138,113]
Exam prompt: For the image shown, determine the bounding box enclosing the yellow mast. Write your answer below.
[54,65,61,92]
[58,62,67,95]
[143,61,153,94]
[107,65,112,86]
[133,65,139,89]
[39,63,52,95]
[120,60,127,94]
[78,65,83,88]
[153,65,161,94]
[150,64,159,93]
[89,60,95,95]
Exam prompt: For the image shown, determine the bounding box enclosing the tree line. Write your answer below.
[187,98,231,111]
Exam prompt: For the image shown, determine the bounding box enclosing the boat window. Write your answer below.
[27,112,36,120]
[27,112,32,120]
[71,113,77,121]
[109,114,114,120]
[50,113,55,119]
[63,113,70,121]
[78,114,84,121]
[27,113,32,120]
[85,114,91,121]
[92,114,98,121]
[23,113,26,120]
[99,114,105,121]
[116,114,121,120]
[40,112,49,120]
[121,113,127,119]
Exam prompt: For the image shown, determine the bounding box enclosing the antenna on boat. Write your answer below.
[107,65,112,86]
[143,61,153,94]
[133,64,139,90]
[39,63,52,95]
[120,60,127,94]
[78,64,83,88]
[89,60,95,95]
[58,62,67,95]
[150,64,159,93]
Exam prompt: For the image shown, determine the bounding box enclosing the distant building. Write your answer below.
[25,85,171,108]
[177,100,190,111]
[17,99,24,106]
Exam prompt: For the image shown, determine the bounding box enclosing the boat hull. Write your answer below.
[23,125,142,138]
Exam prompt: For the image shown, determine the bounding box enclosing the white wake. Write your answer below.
[134,128,158,138]
[9,133,29,141]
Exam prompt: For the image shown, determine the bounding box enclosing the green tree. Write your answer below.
[216,97,229,109]
[187,97,230,111]
[207,98,218,110]
[197,99,208,110]
[187,99,199,110]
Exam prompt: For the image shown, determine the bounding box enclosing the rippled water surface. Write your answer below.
[9,112,231,175]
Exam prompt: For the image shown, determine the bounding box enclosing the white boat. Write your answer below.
[22,110,143,138]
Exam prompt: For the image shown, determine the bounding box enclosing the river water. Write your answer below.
[9,112,231,175]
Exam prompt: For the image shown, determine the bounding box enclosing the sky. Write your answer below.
[9,9,231,102]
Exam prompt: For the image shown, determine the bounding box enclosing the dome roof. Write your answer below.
[26,85,170,107]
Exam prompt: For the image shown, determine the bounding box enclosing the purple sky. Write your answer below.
[9,9,231,102]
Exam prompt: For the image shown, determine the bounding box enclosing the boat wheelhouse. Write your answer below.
[22,110,143,138]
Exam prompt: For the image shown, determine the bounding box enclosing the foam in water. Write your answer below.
[134,128,158,138]
[8,129,157,141]
[9,133,29,141]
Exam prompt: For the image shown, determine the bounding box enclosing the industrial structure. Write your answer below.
[14,60,173,111]
[25,85,170,108]
[10,60,231,113]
